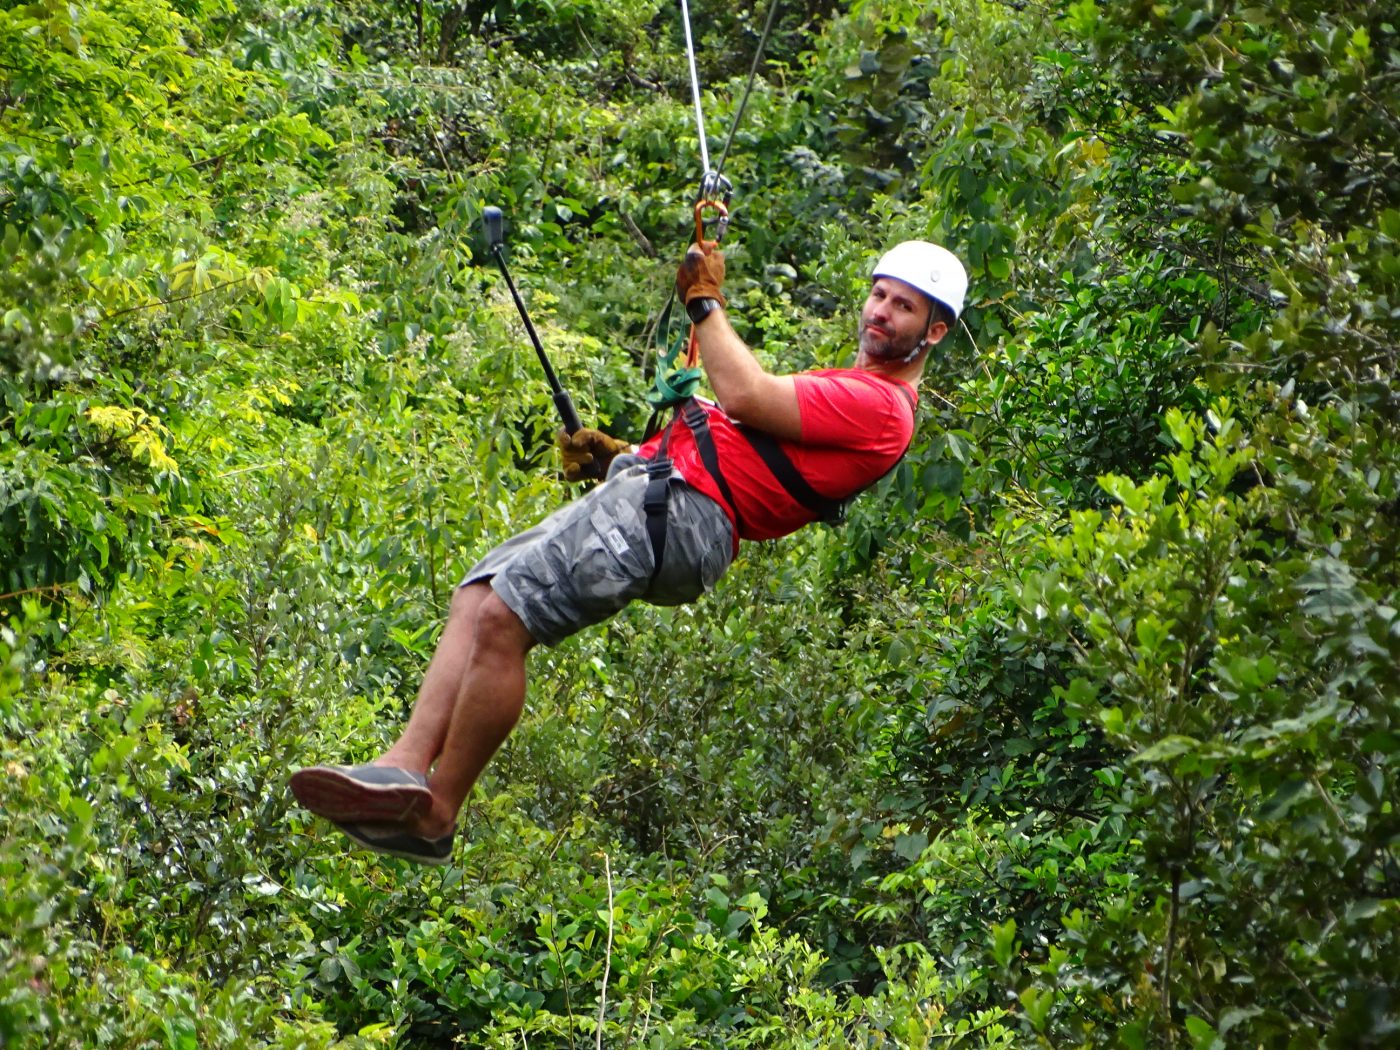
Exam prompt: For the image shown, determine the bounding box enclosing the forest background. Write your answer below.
[1,0,1397,1045]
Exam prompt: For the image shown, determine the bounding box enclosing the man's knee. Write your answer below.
[471,588,538,657]
[449,581,488,620]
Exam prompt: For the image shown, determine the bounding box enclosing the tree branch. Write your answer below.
[90,276,251,326]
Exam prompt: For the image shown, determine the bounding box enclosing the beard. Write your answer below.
[858,320,924,361]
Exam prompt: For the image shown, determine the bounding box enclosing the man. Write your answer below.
[289,238,968,864]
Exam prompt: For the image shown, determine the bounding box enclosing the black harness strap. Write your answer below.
[642,422,676,582]
[681,400,741,519]
[729,383,917,525]
[736,426,846,523]
[640,400,741,583]
[643,459,672,581]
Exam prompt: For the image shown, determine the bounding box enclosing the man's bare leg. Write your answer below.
[407,588,538,839]
[377,582,491,774]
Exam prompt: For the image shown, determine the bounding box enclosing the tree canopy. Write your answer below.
[1,0,1396,1045]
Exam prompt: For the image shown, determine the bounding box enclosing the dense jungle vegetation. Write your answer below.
[2,0,1397,1044]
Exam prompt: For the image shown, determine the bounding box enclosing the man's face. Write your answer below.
[859,277,934,361]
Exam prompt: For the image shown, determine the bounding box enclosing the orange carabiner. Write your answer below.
[693,198,729,249]
[686,198,729,365]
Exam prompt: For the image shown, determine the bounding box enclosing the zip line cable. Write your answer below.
[677,0,780,188]
[679,0,712,175]
[714,0,781,180]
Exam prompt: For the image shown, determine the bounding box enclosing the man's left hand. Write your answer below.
[676,243,726,305]
[558,428,632,482]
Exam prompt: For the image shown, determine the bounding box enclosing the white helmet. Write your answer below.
[872,240,968,319]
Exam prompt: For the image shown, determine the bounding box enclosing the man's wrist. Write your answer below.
[686,297,723,325]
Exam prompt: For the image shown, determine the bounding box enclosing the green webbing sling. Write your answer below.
[646,297,702,412]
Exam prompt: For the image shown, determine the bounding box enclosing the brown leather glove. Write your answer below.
[557,428,632,483]
[675,242,726,305]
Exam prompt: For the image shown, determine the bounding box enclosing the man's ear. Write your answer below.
[924,319,950,346]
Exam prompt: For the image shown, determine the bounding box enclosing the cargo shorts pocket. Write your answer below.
[585,503,653,599]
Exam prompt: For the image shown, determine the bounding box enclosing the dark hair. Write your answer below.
[928,297,957,332]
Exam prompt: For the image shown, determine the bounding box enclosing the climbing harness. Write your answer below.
[645,198,730,416]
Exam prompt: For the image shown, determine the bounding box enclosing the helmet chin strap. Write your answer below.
[898,338,928,364]
[895,300,941,364]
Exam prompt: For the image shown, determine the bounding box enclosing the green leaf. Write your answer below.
[1019,986,1053,1031]
[1295,556,1369,622]
[1184,1015,1222,1049]
[1258,778,1309,820]
[990,918,1018,967]
[1134,735,1199,763]
[894,832,928,861]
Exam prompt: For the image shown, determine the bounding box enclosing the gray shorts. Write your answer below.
[462,464,734,646]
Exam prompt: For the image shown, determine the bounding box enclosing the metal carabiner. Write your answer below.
[699,170,732,202]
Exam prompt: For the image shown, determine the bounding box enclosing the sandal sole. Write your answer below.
[289,767,432,824]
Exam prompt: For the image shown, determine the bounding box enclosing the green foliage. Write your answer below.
[1003,398,1398,1043]
[3,0,1397,1044]
[0,221,97,380]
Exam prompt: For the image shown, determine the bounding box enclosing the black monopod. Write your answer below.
[481,206,585,437]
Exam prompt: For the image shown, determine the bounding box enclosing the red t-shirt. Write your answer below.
[638,369,917,543]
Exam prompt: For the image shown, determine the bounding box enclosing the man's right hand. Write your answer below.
[558,428,633,482]
[676,242,726,305]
